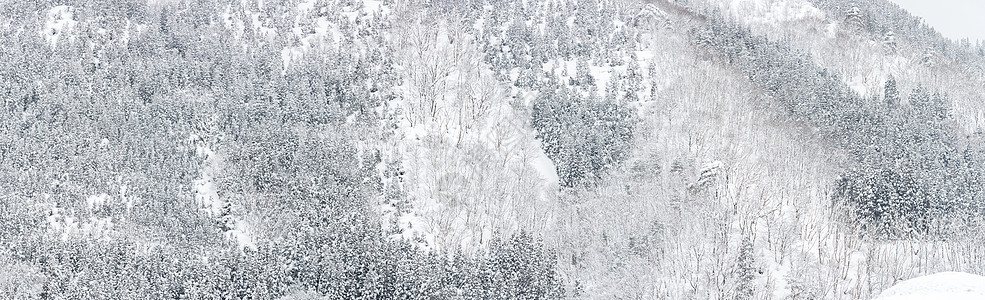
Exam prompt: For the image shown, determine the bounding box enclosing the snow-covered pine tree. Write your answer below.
[885,75,899,108]
[844,2,865,29]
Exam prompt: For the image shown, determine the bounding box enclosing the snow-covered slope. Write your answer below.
[6,0,985,299]
[876,272,985,300]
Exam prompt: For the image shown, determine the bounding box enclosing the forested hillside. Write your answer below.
[1,0,984,299]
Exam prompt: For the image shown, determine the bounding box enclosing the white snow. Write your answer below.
[280,47,305,75]
[190,133,255,251]
[225,219,257,251]
[529,141,560,189]
[119,185,134,215]
[875,272,985,300]
[191,134,223,217]
[361,0,388,15]
[46,205,114,241]
[85,193,110,212]
[826,21,838,38]
[43,6,77,49]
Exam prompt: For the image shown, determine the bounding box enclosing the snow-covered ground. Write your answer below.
[875,272,985,300]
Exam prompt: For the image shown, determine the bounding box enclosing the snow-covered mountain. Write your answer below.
[2,0,984,298]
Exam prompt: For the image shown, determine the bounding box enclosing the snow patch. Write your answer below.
[529,141,560,189]
[85,193,110,212]
[43,6,77,49]
[47,205,114,241]
[191,134,223,217]
[190,133,255,251]
[225,219,257,251]
[826,21,838,38]
[876,272,985,300]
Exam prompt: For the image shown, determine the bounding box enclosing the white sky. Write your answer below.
[889,0,985,43]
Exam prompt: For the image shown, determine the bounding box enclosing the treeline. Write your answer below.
[21,231,561,299]
[696,12,985,238]
[0,1,565,298]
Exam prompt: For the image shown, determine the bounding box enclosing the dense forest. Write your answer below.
[2,0,985,299]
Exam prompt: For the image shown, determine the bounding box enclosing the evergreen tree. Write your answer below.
[845,2,865,29]
[623,53,644,103]
[735,236,756,300]
[884,75,899,108]
[571,57,595,88]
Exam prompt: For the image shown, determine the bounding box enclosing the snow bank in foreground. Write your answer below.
[875,272,985,300]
